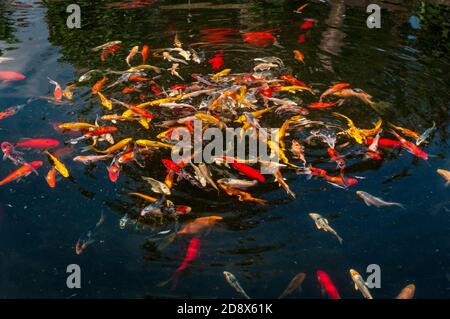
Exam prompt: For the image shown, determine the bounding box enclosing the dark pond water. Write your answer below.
[0,0,449,299]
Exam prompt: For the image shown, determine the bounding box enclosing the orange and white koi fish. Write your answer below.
[48,78,63,101]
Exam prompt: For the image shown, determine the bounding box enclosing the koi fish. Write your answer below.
[274,169,295,198]
[356,190,404,209]
[317,270,341,299]
[75,212,105,255]
[90,138,133,154]
[97,92,113,110]
[1,142,25,165]
[242,32,277,48]
[320,83,350,101]
[63,84,75,100]
[0,104,25,120]
[92,77,107,94]
[73,154,112,164]
[297,34,306,43]
[350,269,373,299]
[437,169,450,187]
[416,122,436,146]
[324,174,358,188]
[107,160,120,182]
[309,213,343,244]
[218,183,267,205]
[126,46,139,66]
[212,68,231,82]
[0,71,26,81]
[307,101,339,109]
[278,273,306,299]
[333,112,382,144]
[0,161,43,186]
[91,41,122,52]
[129,192,158,203]
[141,44,149,63]
[45,167,57,188]
[216,178,258,190]
[177,216,223,236]
[226,158,265,182]
[45,150,69,178]
[140,195,166,217]
[396,284,415,299]
[48,78,63,101]
[293,50,305,64]
[135,140,172,149]
[208,50,224,70]
[332,88,374,106]
[294,3,309,13]
[300,19,314,30]
[172,237,201,289]
[223,271,250,299]
[141,176,171,195]
[389,129,428,160]
[291,139,307,166]
[57,122,98,132]
[15,138,60,149]
[100,43,121,62]
[365,137,402,148]
[388,123,419,140]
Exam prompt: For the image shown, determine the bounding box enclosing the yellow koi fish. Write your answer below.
[45,150,69,178]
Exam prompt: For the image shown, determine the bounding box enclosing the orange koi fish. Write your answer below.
[320,83,350,101]
[293,50,305,64]
[0,161,43,186]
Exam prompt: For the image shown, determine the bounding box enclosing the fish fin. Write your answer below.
[337,235,343,245]
[354,283,358,291]
[394,203,406,210]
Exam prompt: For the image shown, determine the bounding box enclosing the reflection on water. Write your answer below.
[0,0,449,298]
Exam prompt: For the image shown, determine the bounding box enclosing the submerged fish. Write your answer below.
[309,213,343,244]
[350,269,373,299]
[437,169,450,187]
[223,271,250,299]
[396,284,415,299]
[356,191,404,209]
[278,272,306,299]
[75,212,105,255]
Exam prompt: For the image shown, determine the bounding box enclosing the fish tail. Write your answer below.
[337,234,344,245]
[395,203,406,210]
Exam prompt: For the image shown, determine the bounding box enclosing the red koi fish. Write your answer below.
[0,71,26,81]
[307,101,339,109]
[141,44,149,63]
[365,138,402,148]
[300,19,314,30]
[297,34,306,43]
[0,104,25,120]
[15,138,60,149]
[162,159,181,174]
[225,157,265,182]
[242,32,277,48]
[389,130,428,160]
[169,84,187,92]
[324,174,358,188]
[108,160,121,182]
[208,50,224,70]
[317,270,341,299]
[0,161,43,186]
[200,28,238,43]
[172,237,201,289]
[309,166,327,177]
